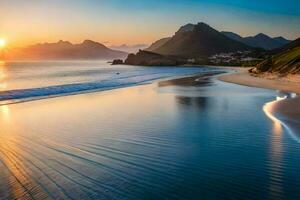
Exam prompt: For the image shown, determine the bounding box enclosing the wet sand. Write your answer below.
[219,70,300,121]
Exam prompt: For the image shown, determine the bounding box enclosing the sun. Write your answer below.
[0,39,6,48]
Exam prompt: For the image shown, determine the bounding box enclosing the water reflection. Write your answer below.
[1,74,300,199]
[263,94,284,199]
[0,105,10,122]
[157,72,222,88]
[175,96,212,112]
[263,92,298,199]
[0,62,7,91]
[263,92,299,142]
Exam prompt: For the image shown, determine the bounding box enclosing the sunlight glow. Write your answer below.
[263,94,300,143]
[263,101,283,135]
[0,39,6,48]
[0,105,11,122]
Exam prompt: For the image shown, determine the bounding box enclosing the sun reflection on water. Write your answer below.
[262,92,300,199]
[0,62,7,91]
[0,105,11,122]
[263,96,284,199]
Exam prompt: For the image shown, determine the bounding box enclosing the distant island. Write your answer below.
[5,40,128,60]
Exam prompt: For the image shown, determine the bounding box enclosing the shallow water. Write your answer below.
[0,61,215,104]
[0,63,300,199]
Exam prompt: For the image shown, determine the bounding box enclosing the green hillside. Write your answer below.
[253,44,300,74]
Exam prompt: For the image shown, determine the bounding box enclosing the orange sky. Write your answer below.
[1,0,299,48]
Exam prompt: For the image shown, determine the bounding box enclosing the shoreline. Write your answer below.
[218,69,300,121]
[218,69,300,94]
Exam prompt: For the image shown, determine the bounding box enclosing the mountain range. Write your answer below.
[146,24,291,55]
[221,32,291,50]
[146,22,252,58]
[6,40,128,60]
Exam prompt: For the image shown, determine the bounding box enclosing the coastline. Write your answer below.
[218,69,300,120]
[218,69,300,94]
[2,66,300,199]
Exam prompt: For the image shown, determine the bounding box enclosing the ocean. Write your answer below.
[0,61,299,199]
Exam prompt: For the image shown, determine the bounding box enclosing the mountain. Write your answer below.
[7,40,128,60]
[145,37,171,52]
[251,38,300,74]
[109,44,148,53]
[273,37,292,46]
[222,32,291,50]
[176,23,195,34]
[270,38,300,54]
[221,31,244,43]
[148,22,252,58]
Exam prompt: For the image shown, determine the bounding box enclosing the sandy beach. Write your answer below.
[219,69,300,94]
[219,69,300,119]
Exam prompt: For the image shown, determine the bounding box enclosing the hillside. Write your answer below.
[222,32,291,50]
[252,39,300,74]
[145,37,171,52]
[7,40,128,60]
[149,22,252,58]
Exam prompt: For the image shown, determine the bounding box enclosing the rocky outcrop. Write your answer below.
[124,50,185,66]
[112,59,124,65]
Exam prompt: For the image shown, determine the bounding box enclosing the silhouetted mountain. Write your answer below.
[222,32,291,50]
[7,40,128,60]
[149,22,252,58]
[251,38,300,74]
[109,44,148,53]
[145,37,171,52]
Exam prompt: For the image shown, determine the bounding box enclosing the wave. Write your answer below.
[0,69,221,104]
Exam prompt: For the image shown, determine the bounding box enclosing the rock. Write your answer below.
[112,59,124,65]
[124,50,184,66]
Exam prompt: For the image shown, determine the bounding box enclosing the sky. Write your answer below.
[0,0,299,48]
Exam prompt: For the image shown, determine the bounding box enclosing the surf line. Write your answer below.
[263,92,300,143]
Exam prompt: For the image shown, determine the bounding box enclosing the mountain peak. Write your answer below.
[151,22,251,57]
[82,39,98,45]
[196,22,211,28]
[176,22,214,35]
[57,40,72,46]
[255,33,270,39]
[176,23,195,34]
